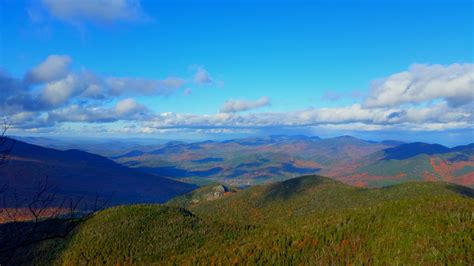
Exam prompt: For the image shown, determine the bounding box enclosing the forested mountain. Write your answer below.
[8,175,472,265]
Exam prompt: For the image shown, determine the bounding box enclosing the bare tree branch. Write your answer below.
[0,120,15,166]
[0,120,112,264]
[0,176,112,263]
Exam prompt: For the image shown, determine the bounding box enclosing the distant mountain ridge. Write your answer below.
[382,142,456,160]
[111,135,473,188]
[8,135,473,189]
[112,135,398,186]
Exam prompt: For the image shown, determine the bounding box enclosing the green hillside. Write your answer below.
[8,175,474,265]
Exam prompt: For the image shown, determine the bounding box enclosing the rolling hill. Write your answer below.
[111,135,473,188]
[8,175,473,265]
[113,135,395,186]
[0,138,196,206]
[8,135,472,189]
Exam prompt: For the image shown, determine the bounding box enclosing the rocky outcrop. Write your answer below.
[190,185,232,204]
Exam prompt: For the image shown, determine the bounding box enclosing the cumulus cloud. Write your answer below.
[106,76,185,96]
[41,0,147,23]
[25,55,71,84]
[189,65,224,87]
[365,63,474,108]
[0,54,190,127]
[220,97,271,113]
[40,74,80,107]
[48,99,149,123]
[193,66,213,85]
[115,98,147,115]
[7,112,53,129]
[4,54,187,110]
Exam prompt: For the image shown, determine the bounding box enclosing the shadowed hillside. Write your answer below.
[0,138,196,205]
[383,142,453,160]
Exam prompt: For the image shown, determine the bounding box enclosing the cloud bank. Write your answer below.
[1,55,188,115]
[1,60,472,137]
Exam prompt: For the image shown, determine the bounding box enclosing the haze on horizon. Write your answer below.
[1,0,473,146]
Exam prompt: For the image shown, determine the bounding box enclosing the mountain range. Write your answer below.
[1,136,473,264]
[2,134,472,209]
[110,135,473,187]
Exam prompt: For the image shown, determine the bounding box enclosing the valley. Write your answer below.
[109,135,474,188]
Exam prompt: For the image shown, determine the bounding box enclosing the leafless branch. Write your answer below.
[0,176,112,263]
[0,119,15,166]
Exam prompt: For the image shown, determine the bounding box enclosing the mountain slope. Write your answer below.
[0,138,196,205]
[18,175,473,265]
[187,175,473,224]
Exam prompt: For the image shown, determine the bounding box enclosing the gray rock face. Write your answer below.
[214,185,227,193]
[206,185,228,201]
[190,185,231,204]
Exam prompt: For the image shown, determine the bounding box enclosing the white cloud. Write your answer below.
[141,101,472,132]
[106,76,186,96]
[40,74,80,107]
[48,99,149,123]
[191,65,218,87]
[7,112,52,129]
[193,66,213,85]
[365,63,474,108]
[319,123,387,131]
[25,55,71,84]
[220,97,271,113]
[115,98,146,115]
[0,54,190,114]
[41,0,147,23]
[402,121,472,131]
[81,83,104,99]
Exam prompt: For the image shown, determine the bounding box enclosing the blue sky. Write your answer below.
[0,0,473,145]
